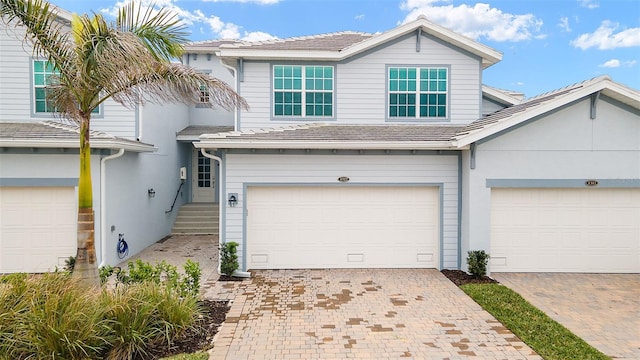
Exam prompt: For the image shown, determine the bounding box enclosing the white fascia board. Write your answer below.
[0,139,157,152]
[219,19,502,66]
[454,82,610,147]
[482,86,521,105]
[601,79,640,109]
[194,140,462,150]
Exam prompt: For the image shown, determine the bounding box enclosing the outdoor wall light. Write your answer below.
[148,188,156,198]
[228,193,238,207]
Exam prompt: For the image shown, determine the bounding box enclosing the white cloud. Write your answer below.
[558,17,571,32]
[400,0,543,42]
[241,31,278,42]
[578,0,599,9]
[571,21,640,50]
[355,14,365,21]
[101,0,277,41]
[599,59,637,68]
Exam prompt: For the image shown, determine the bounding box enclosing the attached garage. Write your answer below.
[246,186,440,269]
[490,188,640,273]
[0,187,77,273]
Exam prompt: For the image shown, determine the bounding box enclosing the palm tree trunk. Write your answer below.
[73,115,100,287]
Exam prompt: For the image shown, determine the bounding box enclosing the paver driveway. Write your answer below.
[210,269,539,360]
[494,273,640,360]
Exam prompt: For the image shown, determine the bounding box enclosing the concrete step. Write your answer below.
[171,203,219,235]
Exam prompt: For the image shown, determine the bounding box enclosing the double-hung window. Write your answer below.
[33,59,101,115]
[388,66,448,119]
[33,60,58,113]
[273,65,333,118]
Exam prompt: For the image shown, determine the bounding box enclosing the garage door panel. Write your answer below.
[247,186,439,269]
[491,188,640,273]
[1,187,77,273]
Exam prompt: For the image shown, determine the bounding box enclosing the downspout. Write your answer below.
[99,148,125,267]
[219,59,239,131]
[200,148,250,278]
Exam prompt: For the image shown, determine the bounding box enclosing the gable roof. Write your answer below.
[482,85,524,106]
[0,122,156,152]
[454,76,640,147]
[216,16,502,68]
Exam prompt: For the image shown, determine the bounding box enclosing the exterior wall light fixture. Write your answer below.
[148,188,156,198]
[228,193,238,207]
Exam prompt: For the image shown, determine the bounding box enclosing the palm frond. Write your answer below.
[116,2,188,61]
[1,0,74,78]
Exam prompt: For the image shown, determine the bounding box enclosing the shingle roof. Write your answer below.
[0,121,155,152]
[219,31,373,51]
[197,123,465,150]
[176,125,234,141]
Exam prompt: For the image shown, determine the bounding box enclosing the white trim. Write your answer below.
[0,139,157,152]
[195,140,461,150]
[482,85,522,105]
[218,18,502,68]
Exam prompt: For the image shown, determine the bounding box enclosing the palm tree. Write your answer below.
[1,0,248,286]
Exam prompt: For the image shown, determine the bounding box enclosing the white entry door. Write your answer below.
[246,186,440,269]
[192,149,215,202]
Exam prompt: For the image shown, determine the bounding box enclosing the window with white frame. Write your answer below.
[388,66,448,119]
[33,60,100,115]
[273,65,333,118]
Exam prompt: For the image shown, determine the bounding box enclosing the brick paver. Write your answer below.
[125,236,541,359]
[494,273,640,360]
[209,269,539,360]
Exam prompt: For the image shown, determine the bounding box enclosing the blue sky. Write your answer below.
[53,0,639,98]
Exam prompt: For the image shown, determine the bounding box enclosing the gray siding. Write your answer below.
[0,23,137,138]
[223,153,460,270]
[238,33,482,130]
[187,54,235,127]
[481,97,507,116]
[464,97,640,267]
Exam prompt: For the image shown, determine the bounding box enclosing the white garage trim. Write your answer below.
[487,179,640,188]
[243,183,443,269]
[1,186,77,273]
[0,178,78,187]
[490,188,640,273]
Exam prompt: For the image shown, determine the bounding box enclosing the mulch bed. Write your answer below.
[441,269,498,286]
[145,299,230,359]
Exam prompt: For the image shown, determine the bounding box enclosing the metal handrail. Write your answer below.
[165,180,185,213]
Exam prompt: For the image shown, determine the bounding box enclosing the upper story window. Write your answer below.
[33,60,100,115]
[388,66,448,119]
[199,84,210,104]
[273,65,333,118]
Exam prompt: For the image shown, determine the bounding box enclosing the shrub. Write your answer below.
[467,250,490,278]
[220,241,239,276]
[101,282,199,360]
[101,259,202,297]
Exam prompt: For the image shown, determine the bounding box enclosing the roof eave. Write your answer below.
[194,140,463,150]
[0,139,157,153]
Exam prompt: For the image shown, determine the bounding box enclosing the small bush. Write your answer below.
[101,259,202,297]
[467,250,490,278]
[220,242,239,276]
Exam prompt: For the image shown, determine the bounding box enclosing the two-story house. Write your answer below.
[1,6,638,275]
[191,16,640,274]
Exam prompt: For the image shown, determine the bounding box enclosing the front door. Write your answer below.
[192,149,215,202]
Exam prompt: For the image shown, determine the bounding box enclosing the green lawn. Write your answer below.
[461,283,608,360]
[161,352,209,360]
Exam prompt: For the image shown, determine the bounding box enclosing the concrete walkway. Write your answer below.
[494,273,640,360]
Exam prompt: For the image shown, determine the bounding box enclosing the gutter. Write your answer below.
[195,140,465,151]
[200,148,250,278]
[99,148,125,267]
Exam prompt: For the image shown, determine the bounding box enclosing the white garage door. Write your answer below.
[491,188,640,273]
[0,187,77,273]
[246,186,439,269]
